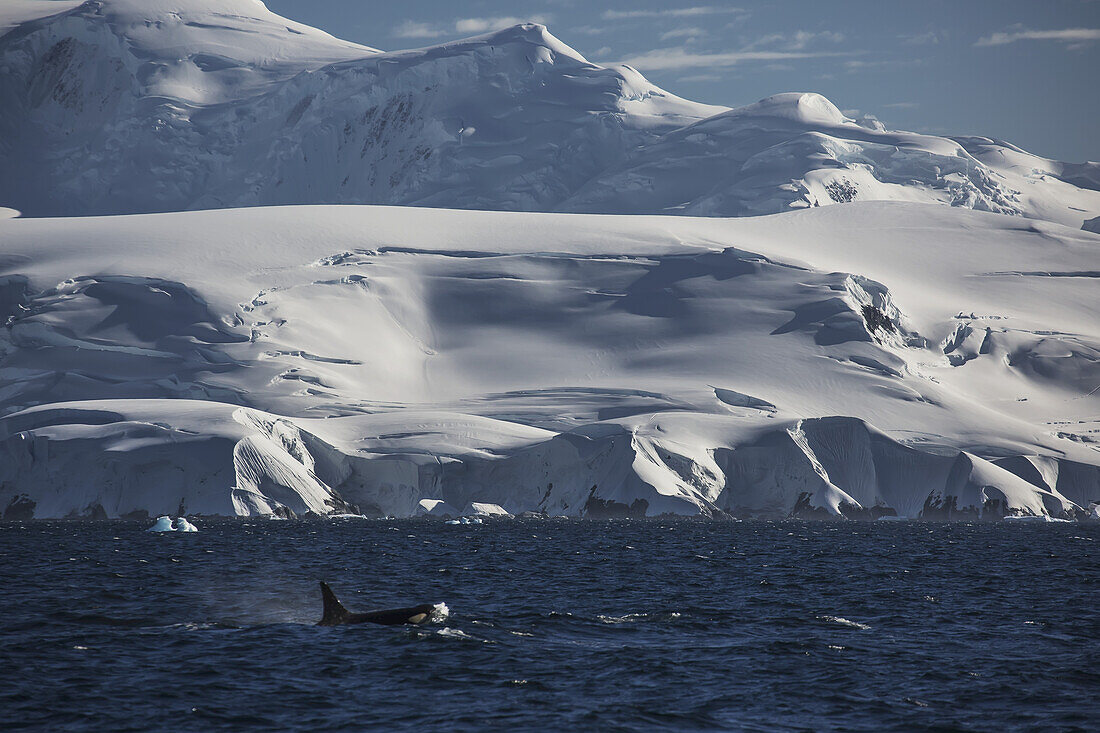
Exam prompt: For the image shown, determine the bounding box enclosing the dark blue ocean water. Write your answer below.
[1,519,1097,731]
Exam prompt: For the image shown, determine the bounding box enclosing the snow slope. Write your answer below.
[1,203,1097,519]
[1,0,1097,228]
[560,93,1100,229]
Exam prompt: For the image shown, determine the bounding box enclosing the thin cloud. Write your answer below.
[901,31,941,45]
[620,47,853,71]
[660,27,708,42]
[570,26,608,36]
[976,27,1100,46]
[456,16,542,34]
[603,7,747,20]
[677,73,722,83]
[884,102,919,109]
[394,16,551,40]
[393,21,447,39]
[843,57,925,72]
[749,30,845,51]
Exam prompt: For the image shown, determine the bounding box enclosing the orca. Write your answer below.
[318,582,441,626]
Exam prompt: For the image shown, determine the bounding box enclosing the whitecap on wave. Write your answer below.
[818,615,871,630]
[597,611,683,624]
[430,627,492,643]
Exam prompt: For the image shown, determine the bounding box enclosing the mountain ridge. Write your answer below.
[1,0,1097,227]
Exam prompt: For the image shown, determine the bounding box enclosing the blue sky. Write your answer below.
[264,0,1100,162]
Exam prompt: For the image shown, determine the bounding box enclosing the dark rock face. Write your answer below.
[323,495,363,516]
[120,509,149,521]
[825,179,858,203]
[0,275,30,323]
[921,494,981,521]
[980,496,1008,520]
[584,496,649,519]
[839,503,897,520]
[3,494,35,520]
[74,503,109,520]
[790,492,842,520]
[861,304,895,335]
[789,493,896,521]
[272,505,298,520]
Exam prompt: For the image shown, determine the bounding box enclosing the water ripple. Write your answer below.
[0,518,1096,731]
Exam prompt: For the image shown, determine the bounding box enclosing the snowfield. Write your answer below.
[1,0,1097,228]
[0,1,1098,520]
[0,203,1097,519]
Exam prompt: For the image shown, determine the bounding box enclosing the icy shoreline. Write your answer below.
[4,512,1097,523]
[2,401,1097,522]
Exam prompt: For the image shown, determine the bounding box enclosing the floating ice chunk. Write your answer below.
[147,516,175,532]
[147,516,198,531]
[175,517,199,532]
[417,499,460,518]
[445,516,484,526]
[463,502,511,518]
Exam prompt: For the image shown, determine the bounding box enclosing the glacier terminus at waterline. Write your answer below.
[0,0,1097,520]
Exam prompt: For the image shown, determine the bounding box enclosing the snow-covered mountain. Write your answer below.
[0,1,1098,520]
[1,0,1098,228]
[1,203,1098,519]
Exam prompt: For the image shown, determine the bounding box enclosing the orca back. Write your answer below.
[318,581,351,626]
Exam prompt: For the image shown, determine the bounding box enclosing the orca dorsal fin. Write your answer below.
[319,581,351,625]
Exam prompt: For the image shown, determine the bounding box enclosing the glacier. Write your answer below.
[0,1,1098,520]
[0,203,1097,520]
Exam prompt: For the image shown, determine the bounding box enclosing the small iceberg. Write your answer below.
[444,516,485,526]
[417,498,460,519]
[147,515,175,532]
[175,517,199,532]
[146,516,199,532]
[462,502,512,518]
